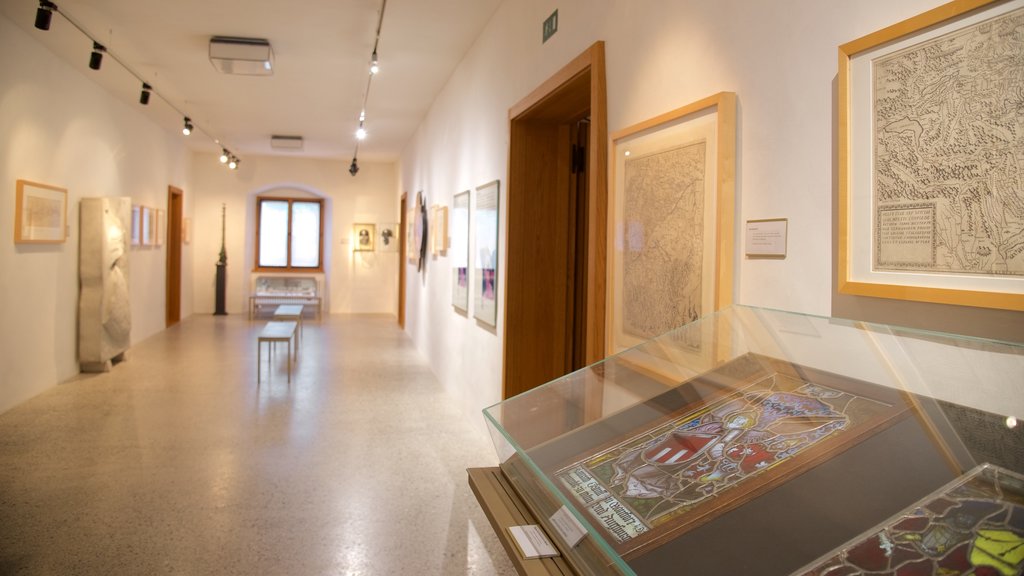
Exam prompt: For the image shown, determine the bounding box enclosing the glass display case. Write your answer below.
[482,305,1024,575]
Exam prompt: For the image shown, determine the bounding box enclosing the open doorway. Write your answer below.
[502,42,608,400]
[166,186,183,327]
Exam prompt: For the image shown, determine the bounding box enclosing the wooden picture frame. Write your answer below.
[353,223,375,252]
[838,0,1024,311]
[608,92,736,355]
[474,181,500,326]
[451,191,471,312]
[14,180,67,244]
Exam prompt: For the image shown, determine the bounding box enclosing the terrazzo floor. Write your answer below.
[0,314,517,575]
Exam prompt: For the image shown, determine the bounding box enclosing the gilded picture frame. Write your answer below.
[353,223,375,252]
[14,180,67,244]
[837,0,1024,311]
[608,92,736,356]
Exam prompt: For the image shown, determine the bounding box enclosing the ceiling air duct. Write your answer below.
[209,36,273,76]
[271,135,304,151]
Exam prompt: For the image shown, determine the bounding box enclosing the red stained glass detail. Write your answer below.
[892,515,929,532]
[846,534,890,572]
[926,498,957,515]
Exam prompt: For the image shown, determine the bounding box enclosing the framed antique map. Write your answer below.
[451,191,470,312]
[838,0,1024,311]
[608,92,736,355]
[551,365,907,557]
[798,464,1024,575]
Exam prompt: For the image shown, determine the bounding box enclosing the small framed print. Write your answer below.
[14,180,67,244]
[353,223,375,252]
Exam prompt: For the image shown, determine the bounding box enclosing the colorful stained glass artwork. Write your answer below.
[800,464,1024,576]
[555,374,895,545]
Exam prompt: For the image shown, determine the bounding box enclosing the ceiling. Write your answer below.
[1,0,503,162]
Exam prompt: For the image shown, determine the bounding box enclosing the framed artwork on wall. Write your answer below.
[353,223,375,252]
[131,205,141,247]
[379,222,398,252]
[141,207,154,246]
[182,217,190,245]
[413,191,428,270]
[474,180,499,326]
[155,209,164,247]
[406,208,417,265]
[838,0,1024,311]
[608,92,736,355]
[14,180,67,244]
[451,191,470,312]
[431,205,448,256]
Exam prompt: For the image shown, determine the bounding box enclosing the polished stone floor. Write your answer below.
[0,314,516,575]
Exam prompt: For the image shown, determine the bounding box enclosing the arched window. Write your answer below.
[255,197,324,271]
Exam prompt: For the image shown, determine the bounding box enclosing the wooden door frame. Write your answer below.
[166,186,183,327]
[502,41,607,400]
[399,192,407,328]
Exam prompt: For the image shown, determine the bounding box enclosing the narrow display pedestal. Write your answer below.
[468,467,576,576]
[214,262,227,315]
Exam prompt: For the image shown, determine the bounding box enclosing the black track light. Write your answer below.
[370,50,379,75]
[182,117,193,136]
[219,149,229,164]
[228,156,239,170]
[139,83,151,105]
[89,42,105,70]
[349,157,359,176]
[35,0,56,31]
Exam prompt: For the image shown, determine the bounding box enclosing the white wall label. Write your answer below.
[745,218,787,258]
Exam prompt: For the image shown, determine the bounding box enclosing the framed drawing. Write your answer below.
[451,191,470,312]
[131,205,141,246]
[14,180,67,244]
[474,180,499,326]
[154,209,164,247]
[379,222,398,252]
[141,207,154,246]
[608,92,736,355]
[838,0,1024,311]
[406,208,417,265]
[182,217,190,245]
[353,223,375,252]
[431,205,448,256]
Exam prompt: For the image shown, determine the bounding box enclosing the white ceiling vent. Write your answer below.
[271,135,304,151]
[209,36,273,76]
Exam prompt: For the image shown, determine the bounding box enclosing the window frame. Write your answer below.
[254,196,325,272]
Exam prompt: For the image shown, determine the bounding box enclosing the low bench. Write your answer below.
[249,275,322,320]
[257,320,298,383]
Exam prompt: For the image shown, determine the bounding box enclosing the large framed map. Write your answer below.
[838,0,1024,311]
[608,92,736,355]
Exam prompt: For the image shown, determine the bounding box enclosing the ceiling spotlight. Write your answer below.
[89,42,105,70]
[370,50,379,75]
[219,149,229,163]
[349,157,359,176]
[355,126,367,140]
[182,117,193,136]
[228,156,238,170]
[35,0,56,31]
[139,83,152,105]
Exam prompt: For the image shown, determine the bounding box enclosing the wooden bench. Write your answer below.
[257,321,298,383]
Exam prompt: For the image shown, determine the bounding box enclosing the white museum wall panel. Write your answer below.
[0,13,193,414]
[190,154,398,316]
[397,0,1017,429]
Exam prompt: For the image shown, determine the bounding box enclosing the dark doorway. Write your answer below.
[502,42,608,400]
[166,186,183,327]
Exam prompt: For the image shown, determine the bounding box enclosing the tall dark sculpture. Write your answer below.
[214,203,227,316]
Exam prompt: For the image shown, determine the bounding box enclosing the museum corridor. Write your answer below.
[0,314,515,575]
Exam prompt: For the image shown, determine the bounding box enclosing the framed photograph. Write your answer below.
[154,209,164,247]
[141,207,154,246]
[608,92,736,355]
[474,180,499,326]
[451,191,470,312]
[838,0,1024,311]
[379,222,398,252]
[353,223,375,252]
[131,205,141,247]
[14,180,67,244]
[182,217,190,245]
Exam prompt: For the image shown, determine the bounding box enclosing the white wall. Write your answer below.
[397,0,960,425]
[190,154,398,315]
[0,14,193,414]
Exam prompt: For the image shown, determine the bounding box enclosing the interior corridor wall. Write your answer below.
[190,155,397,316]
[0,14,193,414]
[398,0,984,429]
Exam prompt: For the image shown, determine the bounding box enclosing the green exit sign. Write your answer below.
[543,10,558,43]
